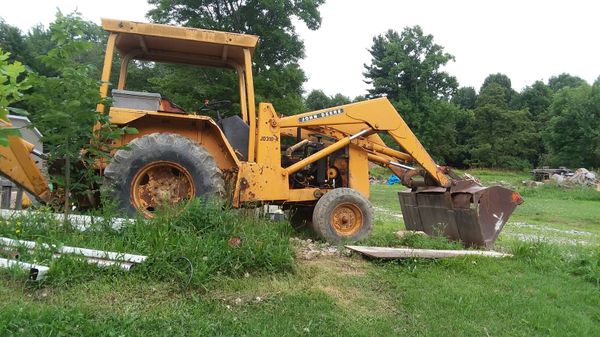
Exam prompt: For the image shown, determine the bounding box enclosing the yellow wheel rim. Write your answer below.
[331,203,363,236]
[131,161,195,218]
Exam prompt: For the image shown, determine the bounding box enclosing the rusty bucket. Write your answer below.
[398,180,524,249]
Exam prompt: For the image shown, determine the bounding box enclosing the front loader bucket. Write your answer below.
[398,181,523,249]
[0,130,50,203]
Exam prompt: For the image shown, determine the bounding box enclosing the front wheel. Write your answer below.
[104,133,224,217]
[312,188,373,243]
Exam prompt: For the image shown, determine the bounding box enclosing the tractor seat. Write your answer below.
[219,115,249,161]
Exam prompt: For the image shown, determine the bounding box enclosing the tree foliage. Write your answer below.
[0,49,30,146]
[1,7,598,184]
[544,82,600,167]
[516,81,553,119]
[304,89,350,111]
[548,73,587,92]
[304,89,330,111]
[146,0,325,114]
[481,73,514,98]
[452,86,477,110]
[0,20,29,66]
[469,83,535,169]
[25,12,132,210]
[364,27,457,103]
[363,26,459,161]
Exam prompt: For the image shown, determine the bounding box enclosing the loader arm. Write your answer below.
[0,122,51,202]
[279,97,451,187]
[272,97,523,248]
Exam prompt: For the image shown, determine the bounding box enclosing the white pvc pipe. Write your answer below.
[52,253,135,271]
[0,209,131,231]
[0,257,49,280]
[1,237,146,266]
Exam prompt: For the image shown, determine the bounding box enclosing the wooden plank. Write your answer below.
[346,245,512,259]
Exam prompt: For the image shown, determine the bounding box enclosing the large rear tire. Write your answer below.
[312,188,373,243]
[104,133,224,217]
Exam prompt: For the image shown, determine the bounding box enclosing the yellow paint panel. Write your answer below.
[101,19,258,68]
[102,19,258,49]
[236,163,288,203]
[0,134,50,202]
[255,103,281,167]
[288,188,324,202]
[348,144,370,199]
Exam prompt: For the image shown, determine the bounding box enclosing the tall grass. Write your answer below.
[0,200,295,289]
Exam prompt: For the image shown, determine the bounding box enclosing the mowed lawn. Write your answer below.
[1,170,599,336]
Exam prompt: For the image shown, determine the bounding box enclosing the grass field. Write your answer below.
[1,170,599,336]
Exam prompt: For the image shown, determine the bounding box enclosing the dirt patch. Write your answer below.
[290,237,352,260]
[302,255,367,277]
[304,257,396,316]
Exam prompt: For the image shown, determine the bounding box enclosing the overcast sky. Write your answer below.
[2,0,599,98]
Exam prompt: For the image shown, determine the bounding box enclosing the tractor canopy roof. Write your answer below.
[101,18,259,69]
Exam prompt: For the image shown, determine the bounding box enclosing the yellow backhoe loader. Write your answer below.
[0,19,523,247]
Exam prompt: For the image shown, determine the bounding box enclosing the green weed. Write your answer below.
[2,169,600,336]
[0,199,295,289]
[570,247,600,287]
[397,232,464,250]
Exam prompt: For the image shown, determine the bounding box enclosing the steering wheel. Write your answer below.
[202,99,232,111]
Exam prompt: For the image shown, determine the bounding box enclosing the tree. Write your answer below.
[548,73,587,92]
[304,90,351,111]
[481,73,512,94]
[330,93,351,107]
[543,83,600,167]
[26,12,132,211]
[451,86,477,110]
[363,26,459,161]
[469,83,535,169]
[1,18,106,78]
[147,0,325,115]
[516,81,553,119]
[352,95,367,103]
[364,27,457,103]
[305,89,330,110]
[0,19,29,65]
[480,73,518,107]
[451,107,475,168]
[509,80,554,166]
[0,49,30,147]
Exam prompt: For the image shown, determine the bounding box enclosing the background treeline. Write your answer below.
[1,0,599,171]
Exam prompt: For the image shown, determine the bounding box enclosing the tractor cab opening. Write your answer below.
[100,18,259,161]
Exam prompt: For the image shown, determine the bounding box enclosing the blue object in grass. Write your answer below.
[386,174,400,185]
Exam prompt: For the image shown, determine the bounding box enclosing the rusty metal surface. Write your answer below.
[132,161,194,216]
[346,245,512,259]
[331,203,363,236]
[399,179,523,248]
